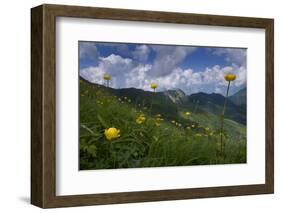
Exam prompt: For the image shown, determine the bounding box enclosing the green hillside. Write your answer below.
[229,87,247,109]
[79,78,246,170]
[188,92,246,125]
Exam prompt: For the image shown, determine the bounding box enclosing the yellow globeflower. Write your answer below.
[136,115,146,124]
[104,128,120,141]
[185,112,191,116]
[104,73,112,87]
[220,73,236,155]
[151,83,158,90]
[224,73,236,82]
[103,73,112,81]
[156,117,164,121]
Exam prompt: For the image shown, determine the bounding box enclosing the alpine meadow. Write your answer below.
[79,42,247,170]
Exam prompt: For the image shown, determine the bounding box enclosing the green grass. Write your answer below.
[79,80,246,170]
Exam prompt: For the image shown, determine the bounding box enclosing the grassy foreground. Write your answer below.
[79,80,246,170]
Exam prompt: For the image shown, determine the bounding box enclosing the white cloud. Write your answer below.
[146,65,246,95]
[212,48,247,67]
[80,53,246,95]
[132,45,150,62]
[79,42,98,59]
[150,46,197,77]
[80,66,104,84]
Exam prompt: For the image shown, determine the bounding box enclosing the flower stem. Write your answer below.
[220,81,231,157]
[150,91,155,116]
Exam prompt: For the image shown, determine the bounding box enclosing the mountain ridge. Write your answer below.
[80,77,246,124]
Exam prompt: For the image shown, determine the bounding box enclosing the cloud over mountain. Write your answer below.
[79,42,246,95]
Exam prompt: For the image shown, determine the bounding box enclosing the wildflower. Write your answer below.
[185,112,191,116]
[156,117,164,121]
[220,73,237,155]
[104,73,112,87]
[155,114,163,122]
[103,73,112,81]
[104,128,120,141]
[136,114,146,124]
[154,115,163,126]
[224,73,236,82]
[150,83,158,92]
[191,124,195,128]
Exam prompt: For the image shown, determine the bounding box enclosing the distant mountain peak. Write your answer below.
[164,88,186,104]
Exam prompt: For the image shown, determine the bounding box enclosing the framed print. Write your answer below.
[31,4,274,208]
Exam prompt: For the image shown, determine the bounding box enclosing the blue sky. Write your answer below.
[79,41,246,95]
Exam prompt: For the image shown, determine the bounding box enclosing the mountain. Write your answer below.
[230,87,246,106]
[164,89,187,104]
[187,92,246,124]
[82,78,179,119]
[189,92,226,106]
[81,77,246,125]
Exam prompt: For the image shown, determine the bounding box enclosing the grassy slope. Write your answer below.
[79,80,246,170]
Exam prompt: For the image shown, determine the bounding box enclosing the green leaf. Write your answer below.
[97,114,107,127]
[80,124,94,134]
[87,144,97,157]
